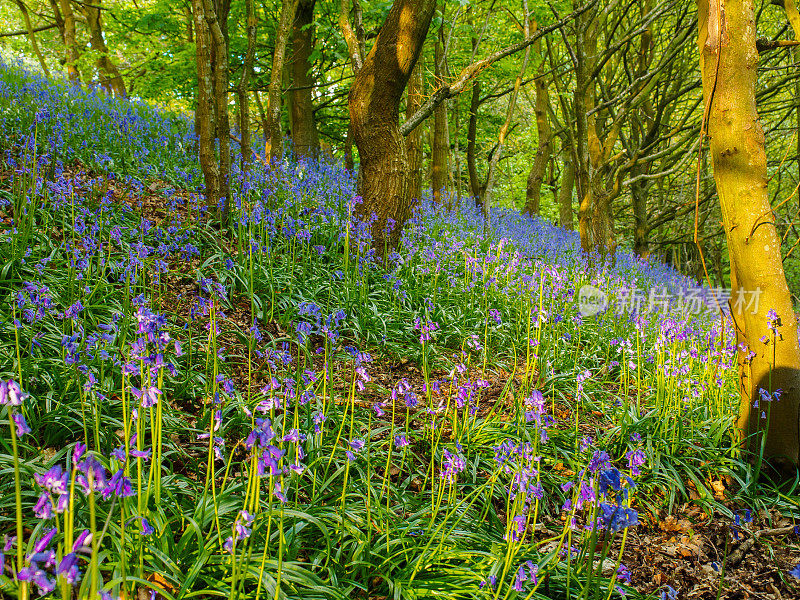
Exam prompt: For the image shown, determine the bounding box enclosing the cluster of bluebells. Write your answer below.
[560,449,639,536]
[440,447,466,483]
[17,440,145,594]
[414,318,440,343]
[0,58,772,600]
[295,302,347,347]
[243,417,299,502]
[1,379,30,438]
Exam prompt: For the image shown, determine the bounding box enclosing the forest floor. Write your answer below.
[116,168,800,600]
[1,60,799,600]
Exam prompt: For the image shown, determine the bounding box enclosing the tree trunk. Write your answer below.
[524,52,552,216]
[237,0,257,170]
[349,0,437,257]
[185,5,194,42]
[82,0,126,97]
[55,0,80,85]
[266,0,299,163]
[201,0,231,226]
[291,0,320,159]
[432,20,448,203]
[632,178,649,257]
[14,1,51,79]
[699,0,800,471]
[558,144,575,229]
[467,77,483,203]
[573,1,593,253]
[482,3,533,226]
[405,60,425,204]
[192,0,220,216]
[49,0,64,39]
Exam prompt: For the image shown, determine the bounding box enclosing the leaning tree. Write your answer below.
[348,0,438,257]
[699,0,800,472]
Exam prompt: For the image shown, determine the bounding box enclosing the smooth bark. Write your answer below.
[266,0,300,163]
[558,145,575,229]
[14,1,51,79]
[291,0,320,159]
[524,50,553,216]
[201,0,231,225]
[56,0,80,84]
[699,0,800,470]
[237,0,257,169]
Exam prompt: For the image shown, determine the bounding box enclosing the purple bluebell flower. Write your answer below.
[57,553,80,583]
[103,469,134,499]
[626,448,646,476]
[12,413,31,437]
[0,380,27,406]
[132,385,161,408]
[660,585,678,600]
[17,562,55,595]
[73,530,91,552]
[141,518,154,535]
[600,502,639,533]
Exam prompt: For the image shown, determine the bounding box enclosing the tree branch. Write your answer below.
[400,0,597,136]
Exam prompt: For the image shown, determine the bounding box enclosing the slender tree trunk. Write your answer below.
[265,0,299,163]
[432,16,448,203]
[252,90,267,136]
[466,77,484,204]
[59,0,80,85]
[49,0,64,39]
[237,0,257,170]
[631,0,653,258]
[482,3,533,227]
[453,95,462,203]
[193,0,220,216]
[349,0,437,257]
[405,60,425,204]
[185,5,194,41]
[795,46,800,210]
[83,0,126,97]
[524,49,552,216]
[558,145,575,229]
[699,0,800,470]
[201,0,231,225]
[573,1,593,253]
[632,179,649,257]
[291,0,320,159]
[14,1,51,79]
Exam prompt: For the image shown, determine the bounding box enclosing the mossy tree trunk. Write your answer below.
[237,0,257,170]
[58,0,80,85]
[201,0,231,226]
[524,44,552,217]
[83,0,126,97]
